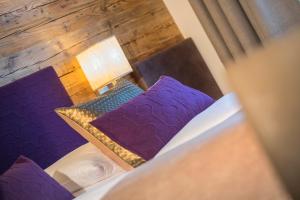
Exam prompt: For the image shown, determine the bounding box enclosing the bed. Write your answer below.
[73,93,243,200]
[65,39,243,197]
[0,39,287,200]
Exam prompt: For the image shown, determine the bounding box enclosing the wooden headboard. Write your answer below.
[134,38,223,99]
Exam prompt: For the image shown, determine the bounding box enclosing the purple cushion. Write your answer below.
[0,156,73,200]
[0,67,86,174]
[91,76,214,160]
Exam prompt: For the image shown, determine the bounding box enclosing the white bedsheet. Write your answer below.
[45,142,124,196]
[74,93,241,200]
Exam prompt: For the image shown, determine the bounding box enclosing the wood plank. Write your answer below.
[0,0,105,39]
[115,9,173,45]
[0,63,40,87]
[122,22,183,61]
[0,0,57,15]
[0,0,104,55]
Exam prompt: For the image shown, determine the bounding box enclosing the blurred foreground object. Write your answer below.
[103,122,289,200]
[228,27,300,199]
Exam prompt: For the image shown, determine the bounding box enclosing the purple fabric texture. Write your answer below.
[0,156,73,200]
[0,67,86,174]
[91,76,215,160]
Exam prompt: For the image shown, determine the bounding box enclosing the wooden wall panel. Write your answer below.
[0,0,56,15]
[0,0,183,104]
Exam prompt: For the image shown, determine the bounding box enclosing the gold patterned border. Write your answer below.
[55,108,145,168]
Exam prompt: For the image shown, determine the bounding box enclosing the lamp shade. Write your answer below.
[76,36,133,91]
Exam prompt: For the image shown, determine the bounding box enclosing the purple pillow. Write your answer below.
[91,76,215,160]
[0,156,73,200]
[0,67,86,174]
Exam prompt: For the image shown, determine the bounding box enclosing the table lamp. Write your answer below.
[76,36,133,95]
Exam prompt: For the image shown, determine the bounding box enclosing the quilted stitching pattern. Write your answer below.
[0,67,86,174]
[0,156,73,200]
[91,76,215,160]
[77,78,144,115]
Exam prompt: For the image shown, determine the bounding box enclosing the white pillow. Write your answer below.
[45,143,124,195]
[157,93,241,156]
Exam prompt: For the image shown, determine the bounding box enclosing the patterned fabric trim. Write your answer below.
[55,79,145,167]
[76,78,144,116]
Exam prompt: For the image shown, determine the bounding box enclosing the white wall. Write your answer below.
[163,0,232,94]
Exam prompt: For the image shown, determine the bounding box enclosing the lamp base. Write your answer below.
[97,80,117,95]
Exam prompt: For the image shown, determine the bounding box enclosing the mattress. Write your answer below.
[73,93,242,200]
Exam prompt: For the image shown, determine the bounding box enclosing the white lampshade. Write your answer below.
[76,36,133,91]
